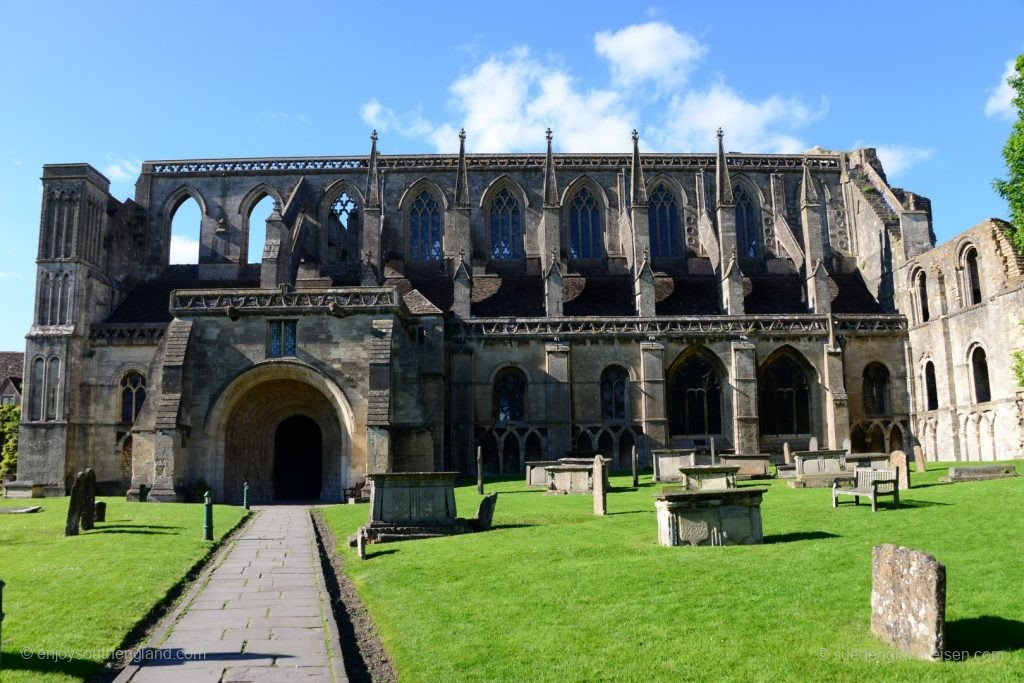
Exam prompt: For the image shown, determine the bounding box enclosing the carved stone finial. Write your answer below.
[643,246,649,261]
[631,129,639,143]
[371,129,378,142]
[459,128,466,142]
[459,247,466,262]
[716,127,724,141]
[364,249,372,264]
[731,246,737,261]
[545,127,553,143]
[551,247,558,260]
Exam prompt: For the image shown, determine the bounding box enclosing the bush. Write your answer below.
[0,404,20,479]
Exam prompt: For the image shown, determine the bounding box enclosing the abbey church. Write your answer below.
[11,129,1024,502]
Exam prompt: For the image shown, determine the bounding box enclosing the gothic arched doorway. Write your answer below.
[273,415,323,500]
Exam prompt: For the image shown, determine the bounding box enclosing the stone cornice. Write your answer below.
[168,287,401,317]
[144,153,841,177]
[90,323,167,344]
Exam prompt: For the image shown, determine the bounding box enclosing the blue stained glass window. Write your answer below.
[648,185,680,258]
[494,369,526,424]
[569,188,603,259]
[601,366,628,420]
[268,321,297,358]
[490,188,523,260]
[409,190,443,261]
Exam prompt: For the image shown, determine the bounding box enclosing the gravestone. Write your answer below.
[356,532,366,560]
[64,471,85,536]
[783,442,793,465]
[94,501,107,523]
[913,445,926,473]
[80,469,97,531]
[889,450,910,490]
[631,445,638,488]
[808,436,819,451]
[842,437,851,455]
[474,493,498,531]
[593,455,607,516]
[871,544,945,660]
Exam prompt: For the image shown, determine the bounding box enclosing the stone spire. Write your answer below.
[366,129,381,208]
[455,128,470,208]
[800,158,819,206]
[715,127,734,208]
[543,127,558,207]
[630,129,647,207]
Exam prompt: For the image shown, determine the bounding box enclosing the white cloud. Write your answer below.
[169,234,199,264]
[985,59,1017,119]
[103,155,141,183]
[0,272,22,279]
[361,22,821,156]
[594,22,705,89]
[361,99,435,139]
[653,82,824,153]
[872,144,935,177]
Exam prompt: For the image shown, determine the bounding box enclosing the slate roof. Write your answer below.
[472,276,544,317]
[0,352,24,381]
[106,265,260,323]
[563,276,635,316]
[655,277,720,315]
[743,275,807,314]
[830,273,885,314]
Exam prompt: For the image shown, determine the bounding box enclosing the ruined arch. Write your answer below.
[238,183,284,266]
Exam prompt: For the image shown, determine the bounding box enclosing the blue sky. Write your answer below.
[0,1,1021,351]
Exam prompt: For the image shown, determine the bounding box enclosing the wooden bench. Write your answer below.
[832,467,899,512]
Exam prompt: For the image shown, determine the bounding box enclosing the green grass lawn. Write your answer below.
[324,462,1024,682]
[0,496,247,682]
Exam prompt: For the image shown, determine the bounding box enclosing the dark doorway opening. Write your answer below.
[274,415,323,499]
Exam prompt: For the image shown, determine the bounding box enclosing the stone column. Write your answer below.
[822,328,851,450]
[545,342,572,459]
[639,341,668,462]
[449,343,475,474]
[730,341,759,454]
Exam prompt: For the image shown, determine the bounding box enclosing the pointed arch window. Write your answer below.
[862,363,891,416]
[489,187,523,260]
[493,368,526,424]
[759,355,811,435]
[328,192,361,261]
[601,366,628,421]
[648,185,680,258]
[569,188,603,259]
[924,361,939,411]
[669,354,723,436]
[29,357,44,421]
[46,357,60,421]
[971,347,991,403]
[120,371,147,423]
[734,185,759,259]
[916,271,930,322]
[408,190,443,262]
[964,248,982,305]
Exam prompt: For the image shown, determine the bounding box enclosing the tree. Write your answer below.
[994,54,1024,248]
[0,404,19,479]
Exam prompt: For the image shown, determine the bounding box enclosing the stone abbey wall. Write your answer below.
[22,128,1019,502]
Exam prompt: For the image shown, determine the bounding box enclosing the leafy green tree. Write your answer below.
[0,404,19,479]
[994,54,1024,247]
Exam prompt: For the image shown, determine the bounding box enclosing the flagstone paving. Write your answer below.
[117,505,347,682]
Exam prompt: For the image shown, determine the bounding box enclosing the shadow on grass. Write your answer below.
[89,528,177,535]
[368,548,399,559]
[607,510,647,516]
[907,482,953,489]
[764,531,840,544]
[491,523,536,530]
[0,651,98,679]
[95,528,185,532]
[896,499,951,509]
[947,616,1024,655]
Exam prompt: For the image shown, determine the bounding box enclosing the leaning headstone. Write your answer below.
[783,442,793,465]
[80,468,97,531]
[476,446,484,496]
[64,471,85,536]
[871,544,945,660]
[593,455,607,515]
[808,436,819,451]
[356,532,366,560]
[94,501,107,523]
[889,450,910,490]
[913,445,926,474]
[631,445,639,488]
[474,493,498,531]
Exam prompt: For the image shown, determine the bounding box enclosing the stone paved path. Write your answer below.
[118,505,347,682]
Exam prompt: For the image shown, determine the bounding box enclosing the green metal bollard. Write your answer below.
[243,481,250,510]
[203,490,213,541]
[138,483,149,503]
